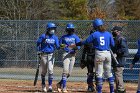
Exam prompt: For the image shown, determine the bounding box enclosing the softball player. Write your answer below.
[81,30,95,92]
[56,23,80,93]
[37,22,60,92]
[69,18,115,93]
[111,26,129,93]
[130,39,140,93]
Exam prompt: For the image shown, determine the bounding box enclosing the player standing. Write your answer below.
[69,18,115,93]
[111,26,129,93]
[80,30,96,92]
[37,22,60,92]
[56,23,80,93]
[130,39,140,93]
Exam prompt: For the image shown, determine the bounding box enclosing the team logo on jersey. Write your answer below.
[45,39,55,44]
[65,37,75,44]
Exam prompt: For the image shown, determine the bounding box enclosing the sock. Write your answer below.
[62,73,67,89]
[96,77,103,93]
[87,73,94,86]
[108,77,114,93]
[41,74,46,85]
[48,73,53,88]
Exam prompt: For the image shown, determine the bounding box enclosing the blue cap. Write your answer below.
[46,22,56,29]
[66,23,75,29]
[93,18,104,28]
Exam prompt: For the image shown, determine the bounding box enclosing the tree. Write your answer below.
[87,0,116,19]
[115,0,140,20]
[0,0,47,20]
[58,0,88,20]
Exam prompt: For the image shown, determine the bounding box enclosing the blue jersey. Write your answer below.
[136,39,140,56]
[82,31,115,51]
[60,34,80,53]
[37,34,60,53]
[132,39,140,65]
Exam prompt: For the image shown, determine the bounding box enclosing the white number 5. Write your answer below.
[100,37,105,45]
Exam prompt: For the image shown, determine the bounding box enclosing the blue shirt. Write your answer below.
[82,31,115,51]
[60,34,80,53]
[37,34,60,53]
[136,39,140,56]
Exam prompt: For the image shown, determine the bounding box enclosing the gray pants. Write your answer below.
[95,50,113,78]
[40,53,55,76]
[113,67,125,90]
[62,52,75,75]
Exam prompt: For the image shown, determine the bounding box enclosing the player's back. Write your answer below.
[92,31,114,51]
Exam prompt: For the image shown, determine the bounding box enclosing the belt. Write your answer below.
[95,49,110,51]
[42,52,53,54]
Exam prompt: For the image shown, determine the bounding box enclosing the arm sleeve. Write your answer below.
[81,45,87,60]
[55,37,60,50]
[37,35,44,51]
[75,36,81,49]
[59,37,63,45]
[82,34,94,45]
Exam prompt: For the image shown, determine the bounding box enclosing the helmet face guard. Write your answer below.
[46,23,57,35]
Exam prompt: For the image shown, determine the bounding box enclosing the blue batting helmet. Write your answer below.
[93,18,104,28]
[66,23,75,29]
[46,22,56,29]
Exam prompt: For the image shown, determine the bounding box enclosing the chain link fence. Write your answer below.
[0,20,140,81]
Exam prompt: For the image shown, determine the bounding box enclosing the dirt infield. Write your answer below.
[0,79,137,93]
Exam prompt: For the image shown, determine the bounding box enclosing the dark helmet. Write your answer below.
[111,26,122,31]
[66,23,75,29]
[46,22,56,29]
[111,26,122,37]
[93,18,104,28]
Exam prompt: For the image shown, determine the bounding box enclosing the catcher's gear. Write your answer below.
[33,55,41,86]
[111,26,122,31]
[80,59,87,69]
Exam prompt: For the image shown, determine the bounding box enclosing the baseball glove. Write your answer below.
[80,59,87,69]
[60,44,67,48]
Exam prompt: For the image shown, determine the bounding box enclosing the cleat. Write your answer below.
[87,86,95,92]
[62,89,68,93]
[47,88,53,92]
[116,89,126,93]
[42,85,47,92]
[57,83,62,92]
